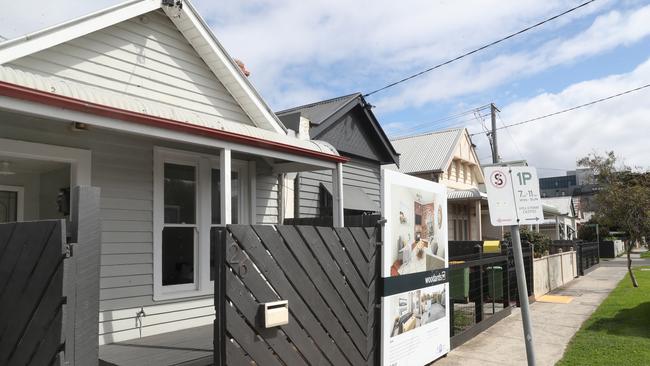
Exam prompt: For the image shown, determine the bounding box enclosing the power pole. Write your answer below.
[489,102,536,365]
[490,103,500,164]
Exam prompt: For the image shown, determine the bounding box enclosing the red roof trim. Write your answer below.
[0,80,348,164]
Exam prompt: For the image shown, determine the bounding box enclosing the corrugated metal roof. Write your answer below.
[276,93,360,125]
[542,197,574,216]
[0,65,338,156]
[390,128,464,174]
[448,188,487,201]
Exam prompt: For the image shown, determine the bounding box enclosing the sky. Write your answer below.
[1,0,649,176]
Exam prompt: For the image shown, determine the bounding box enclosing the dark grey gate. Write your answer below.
[0,220,68,366]
[0,186,101,366]
[215,224,381,366]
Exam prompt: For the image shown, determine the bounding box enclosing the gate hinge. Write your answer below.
[65,243,75,258]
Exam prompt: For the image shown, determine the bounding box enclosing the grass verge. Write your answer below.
[640,251,650,259]
[557,266,650,365]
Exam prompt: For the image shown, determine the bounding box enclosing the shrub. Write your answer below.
[504,227,552,258]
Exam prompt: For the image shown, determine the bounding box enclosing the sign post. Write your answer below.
[484,166,543,366]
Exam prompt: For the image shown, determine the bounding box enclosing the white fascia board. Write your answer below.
[0,95,336,170]
[166,2,287,135]
[0,0,160,65]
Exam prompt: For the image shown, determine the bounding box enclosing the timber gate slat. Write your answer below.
[0,220,67,366]
[334,228,371,285]
[225,270,306,366]
[276,226,367,331]
[222,223,381,366]
[225,340,254,366]
[313,227,368,305]
[225,305,284,366]
[224,237,331,365]
[228,226,351,366]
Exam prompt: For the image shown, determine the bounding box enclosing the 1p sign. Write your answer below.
[484,166,544,226]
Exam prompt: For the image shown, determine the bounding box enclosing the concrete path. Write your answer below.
[434,252,647,366]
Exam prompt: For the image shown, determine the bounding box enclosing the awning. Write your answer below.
[320,182,379,212]
[447,188,487,201]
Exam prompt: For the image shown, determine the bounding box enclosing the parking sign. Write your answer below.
[484,166,544,226]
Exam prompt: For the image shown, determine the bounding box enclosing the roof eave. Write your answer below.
[0,80,347,164]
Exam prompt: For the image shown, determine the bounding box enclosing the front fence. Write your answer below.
[577,242,600,275]
[0,220,68,366]
[215,224,381,366]
[0,186,101,366]
[448,254,512,348]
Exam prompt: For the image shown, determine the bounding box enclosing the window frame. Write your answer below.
[0,185,24,222]
[153,147,249,300]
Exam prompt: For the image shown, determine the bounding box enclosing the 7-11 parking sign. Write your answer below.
[483,166,544,226]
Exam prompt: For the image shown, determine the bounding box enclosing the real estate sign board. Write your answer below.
[484,166,544,226]
[381,169,450,366]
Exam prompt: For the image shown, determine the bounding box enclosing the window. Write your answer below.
[154,148,249,299]
[162,163,197,287]
[0,185,24,223]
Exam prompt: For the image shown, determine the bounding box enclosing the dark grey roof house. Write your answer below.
[277,93,399,218]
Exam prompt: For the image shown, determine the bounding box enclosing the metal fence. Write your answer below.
[577,242,600,276]
[448,253,512,348]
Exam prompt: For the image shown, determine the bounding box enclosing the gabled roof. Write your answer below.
[277,93,360,126]
[276,93,400,165]
[0,0,285,134]
[390,128,465,174]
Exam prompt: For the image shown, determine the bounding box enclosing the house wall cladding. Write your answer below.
[0,115,280,344]
[223,224,381,366]
[297,157,380,217]
[5,9,255,128]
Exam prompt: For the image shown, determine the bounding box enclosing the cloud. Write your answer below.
[193,0,614,110]
[374,4,650,112]
[469,57,650,175]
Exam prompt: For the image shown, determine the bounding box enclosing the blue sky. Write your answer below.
[1,0,649,175]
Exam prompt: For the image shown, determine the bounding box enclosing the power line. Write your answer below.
[363,0,597,97]
[470,82,650,136]
[387,104,491,138]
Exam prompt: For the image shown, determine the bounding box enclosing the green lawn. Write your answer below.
[641,251,650,259]
[557,267,650,366]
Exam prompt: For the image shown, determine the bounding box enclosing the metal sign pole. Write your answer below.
[510,225,536,366]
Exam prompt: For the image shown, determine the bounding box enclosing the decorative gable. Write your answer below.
[6,10,255,128]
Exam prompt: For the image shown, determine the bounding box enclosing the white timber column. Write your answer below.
[248,160,256,224]
[332,162,345,227]
[475,200,482,240]
[555,216,560,240]
[221,148,232,225]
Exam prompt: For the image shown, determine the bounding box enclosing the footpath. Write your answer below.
[435,250,649,366]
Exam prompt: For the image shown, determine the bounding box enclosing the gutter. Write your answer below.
[0,80,348,164]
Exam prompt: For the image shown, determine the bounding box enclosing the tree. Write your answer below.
[577,220,609,242]
[578,151,650,287]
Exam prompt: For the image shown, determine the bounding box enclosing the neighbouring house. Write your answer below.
[539,168,598,223]
[276,93,399,220]
[539,197,578,240]
[0,0,348,348]
[388,128,486,241]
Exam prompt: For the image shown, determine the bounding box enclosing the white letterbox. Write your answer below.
[263,300,289,328]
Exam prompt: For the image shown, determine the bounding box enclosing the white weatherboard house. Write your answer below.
[0,0,346,345]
